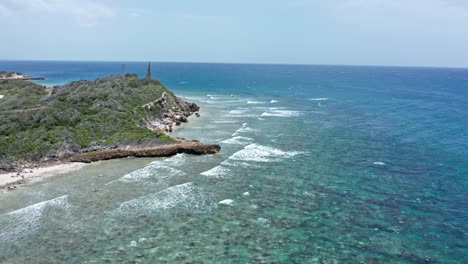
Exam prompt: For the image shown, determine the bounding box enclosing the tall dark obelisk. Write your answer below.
[146,62,152,80]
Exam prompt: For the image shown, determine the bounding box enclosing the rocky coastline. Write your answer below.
[142,91,201,133]
[0,139,220,191]
[71,140,220,163]
[0,74,220,190]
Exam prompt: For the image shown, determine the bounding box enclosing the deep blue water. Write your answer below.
[0,61,467,263]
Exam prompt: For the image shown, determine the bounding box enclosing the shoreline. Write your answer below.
[0,162,89,191]
[0,140,220,191]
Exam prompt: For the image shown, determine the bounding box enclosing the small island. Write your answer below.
[0,73,220,189]
[0,71,45,80]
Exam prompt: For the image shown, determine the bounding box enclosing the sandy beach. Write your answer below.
[0,162,89,190]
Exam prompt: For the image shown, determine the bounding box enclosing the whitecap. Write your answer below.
[200,165,230,178]
[309,97,328,101]
[270,100,278,103]
[228,144,303,163]
[218,199,234,206]
[118,156,186,184]
[269,107,287,110]
[118,183,211,214]
[247,101,265,104]
[261,110,302,117]
[118,164,184,184]
[255,217,271,228]
[129,241,137,247]
[228,109,248,115]
[0,196,70,240]
[220,160,234,166]
[373,161,386,166]
[232,123,257,136]
[165,153,187,164]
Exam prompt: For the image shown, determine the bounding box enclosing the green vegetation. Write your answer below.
[0,74,180,165]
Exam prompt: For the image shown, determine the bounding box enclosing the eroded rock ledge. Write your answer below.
[70,140,221,163]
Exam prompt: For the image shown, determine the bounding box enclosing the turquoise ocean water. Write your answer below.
[0,61,467,263]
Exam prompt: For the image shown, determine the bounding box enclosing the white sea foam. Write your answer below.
[165,153,186,164]
[373,161,386,166]
[221,136,254,145]
[309,97,329,101]
[247,101,265,104]
[0,95,4,99]
[229,109,248,115]
[228,144,303,163]
[0,195,70,240]
[118,182,211,214]
[269,107,287,110]
[270,100,278,103]
[261,109,302,117]
[255,217,271,228]
[232,123,257,136]
[200,165,230,178]
[220,160,234,166]
[118,156,186,184]
[119,164,184,184]
[218,199,234,206]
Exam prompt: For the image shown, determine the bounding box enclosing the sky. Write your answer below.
[1,0,468,67]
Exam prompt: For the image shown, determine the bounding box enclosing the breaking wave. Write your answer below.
[0,196,70,240]
[261,109,302,117]
[221,136,254,145]
[117,155,186,184]
[232,123,257,136]
[228,144,303,163]
[200,166,230,178]
[118,183,212,214]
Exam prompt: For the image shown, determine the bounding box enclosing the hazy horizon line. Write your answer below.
[1,59,467,70]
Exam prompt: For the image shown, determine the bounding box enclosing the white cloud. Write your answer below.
[0,0,114,26]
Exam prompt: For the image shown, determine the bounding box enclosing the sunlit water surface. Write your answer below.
[0,62,467,263]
